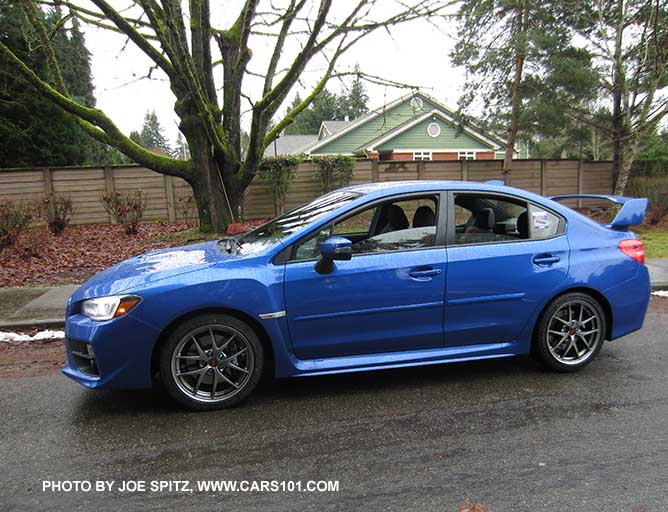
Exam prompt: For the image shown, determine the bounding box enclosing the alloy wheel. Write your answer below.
[171,324,254,403]
[546,300,602,366]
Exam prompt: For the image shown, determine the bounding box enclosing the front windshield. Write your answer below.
[232,190,362,254]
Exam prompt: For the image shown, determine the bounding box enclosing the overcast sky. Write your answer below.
[82,1,466,145]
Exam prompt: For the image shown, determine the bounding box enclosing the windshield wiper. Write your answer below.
[218,237,243,254]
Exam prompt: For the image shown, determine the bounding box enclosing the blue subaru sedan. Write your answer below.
[63,181,650,410]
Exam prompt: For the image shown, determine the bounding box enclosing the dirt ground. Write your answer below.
[0,337,66,378]
[1,296,666,380]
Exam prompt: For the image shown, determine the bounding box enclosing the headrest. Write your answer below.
[516,211,529,238]
[388,205,409,230]
[413,206,436,228]
[474,208,495,230]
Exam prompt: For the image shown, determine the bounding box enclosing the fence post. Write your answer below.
[540,160,546,196]
[577,159,584,208]
[371,158,379,182]
[164,175,176,222]
[103,166,116,224]
[417,160,425,181]
[461,159,468,182]
[42,167,53,196]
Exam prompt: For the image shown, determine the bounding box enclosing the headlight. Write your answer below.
[81,295,142,321]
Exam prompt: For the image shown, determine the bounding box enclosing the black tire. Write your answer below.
[159,314,264,411]
[534,292,606,373]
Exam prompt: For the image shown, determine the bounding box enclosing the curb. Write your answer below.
[0,318,65,330]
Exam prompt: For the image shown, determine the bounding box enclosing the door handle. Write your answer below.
[532,254,560,266]
[408,268,442,279]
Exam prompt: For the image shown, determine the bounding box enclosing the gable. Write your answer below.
[375,116,495,152]
[310,95,443,155]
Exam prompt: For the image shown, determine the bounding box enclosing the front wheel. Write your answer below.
[534,293,606,372]
[159,314,264,410]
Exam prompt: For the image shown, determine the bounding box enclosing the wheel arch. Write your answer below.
[532,287,613,344]
[150,307,275,381]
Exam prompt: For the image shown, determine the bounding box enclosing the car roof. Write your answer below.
[342,180,537,201]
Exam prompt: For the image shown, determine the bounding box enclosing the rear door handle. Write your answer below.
[408,268,442,279]
[532,254,560,266]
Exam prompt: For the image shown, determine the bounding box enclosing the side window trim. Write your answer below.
[285,191,447,263]
[445,190,566,247]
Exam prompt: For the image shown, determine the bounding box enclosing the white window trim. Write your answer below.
[427,122,441,138]
[458,150,477,160]
[413,151,432,161]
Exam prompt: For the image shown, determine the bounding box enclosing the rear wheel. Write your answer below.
[159,314,264,410]
[534,293,606,372]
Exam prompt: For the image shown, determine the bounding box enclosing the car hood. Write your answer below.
[70,240,229,301]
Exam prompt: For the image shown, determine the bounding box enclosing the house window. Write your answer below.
[458,151,476,160]
[413,151,432,161]
[426,122,441,138]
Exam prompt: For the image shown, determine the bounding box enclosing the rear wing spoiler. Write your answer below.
[549,194,648,231]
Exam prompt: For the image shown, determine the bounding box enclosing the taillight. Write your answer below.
[618,239,645,264]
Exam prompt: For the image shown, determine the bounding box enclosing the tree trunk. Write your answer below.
[613,133,638,196]
[611,0,625,185]
[503,1,529,184]
[188,142,240,233]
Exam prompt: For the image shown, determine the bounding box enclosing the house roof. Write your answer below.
[304,91,505,155]
[358,109,503,153]
[263,135,317,157]
[320,120,352,137]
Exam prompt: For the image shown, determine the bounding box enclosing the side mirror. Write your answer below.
[315,236,352,274]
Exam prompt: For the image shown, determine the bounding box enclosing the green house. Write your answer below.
[268,91,510,161]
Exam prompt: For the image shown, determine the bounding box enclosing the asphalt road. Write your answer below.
[2,300,668,512]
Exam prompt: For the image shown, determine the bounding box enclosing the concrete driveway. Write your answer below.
[2,300,668,511]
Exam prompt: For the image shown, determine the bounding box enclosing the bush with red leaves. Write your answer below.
[101,191,146,235]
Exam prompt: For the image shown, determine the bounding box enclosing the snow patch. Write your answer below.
[0,330,65,343]
[652,290,668,298]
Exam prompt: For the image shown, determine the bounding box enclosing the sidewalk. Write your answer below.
[1,259,668,329]
[647,259,668,289]
[0,285,78,329]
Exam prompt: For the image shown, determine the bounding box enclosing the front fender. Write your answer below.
[132,262,298,379]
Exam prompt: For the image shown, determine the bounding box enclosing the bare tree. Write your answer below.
[575,0,668,194]
[0,0,447,231]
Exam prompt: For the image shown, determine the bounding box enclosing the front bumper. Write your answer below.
[62,312,161,390]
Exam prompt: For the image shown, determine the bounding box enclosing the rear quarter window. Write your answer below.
[529,205,562,239]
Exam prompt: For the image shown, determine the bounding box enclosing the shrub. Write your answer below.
[312,155,355,194]
[177,194,198,227]
[627,176,668,224]
[39,194,74,235]
[0,201,34,249]
[101,190,147,235]
[257,155,301,215]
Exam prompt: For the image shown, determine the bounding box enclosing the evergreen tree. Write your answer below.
[284,77,368,136]
[0,2,118,167]
[451,1,583,177]
[335,65,369,120]
[173,132,190,160]
[138,110,171,154]
[0,1,87,167]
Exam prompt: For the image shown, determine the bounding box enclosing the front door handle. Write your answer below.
[532,254,560,266]
[408,268,442,279]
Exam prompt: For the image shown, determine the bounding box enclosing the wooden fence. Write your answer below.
[0,159,614,225]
